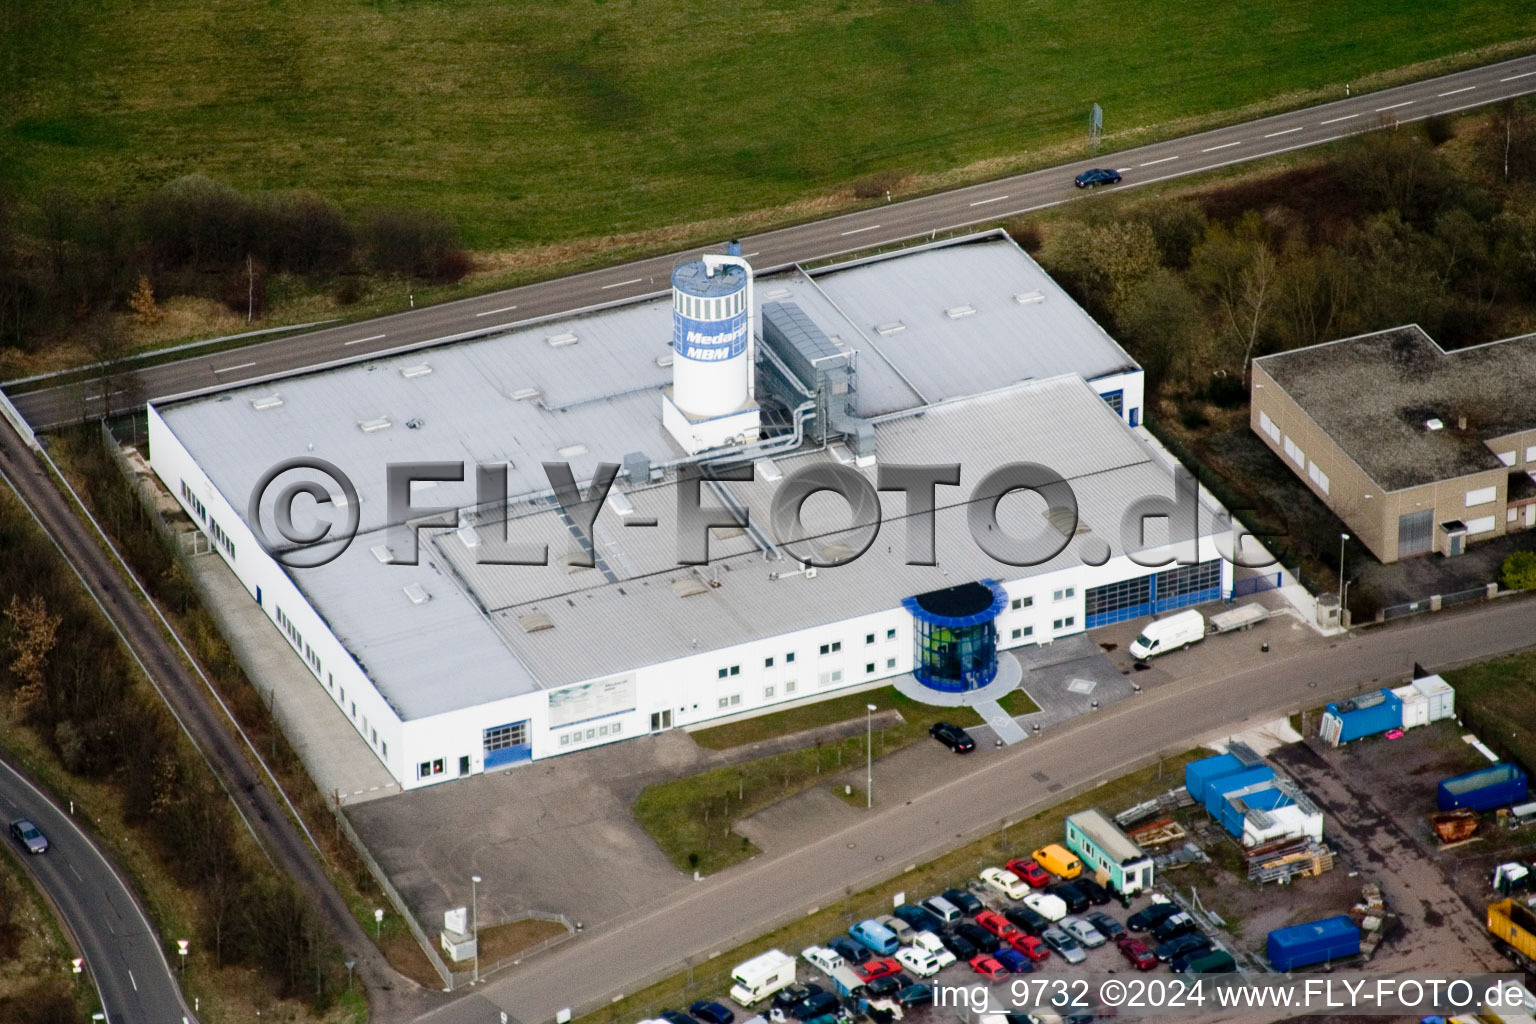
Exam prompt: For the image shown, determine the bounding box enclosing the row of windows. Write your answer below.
[1308,462,1331,495]
[179,480,207,523]
[275,606,322,677]
[558,720,623,747]
[720,629,901,679]
[1259,410,1282,444]
[1009,625,1036,641]
[1010,596,1034,610]
[677,290,745,321]
[1053,615,1077,630]
[1157,560,1223,601]
[206,516,236,560]
[485,722,528,751]
[1283,435,1306,470]
[278,605,389,762]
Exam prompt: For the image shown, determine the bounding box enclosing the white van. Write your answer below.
[895,946,943,978]
[911,930,957,968]
[1129,610,1206,660]
[801,945,844,974]
[729,949,796,1006]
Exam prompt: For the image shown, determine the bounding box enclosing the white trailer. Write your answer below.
[1207,604,1269,634]
[730,949,797,1006]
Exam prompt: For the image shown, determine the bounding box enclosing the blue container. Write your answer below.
[1218,785,1291,837]
[1204,766,1274,819]
[1267,916,1361,971]
[1323,689,1403,743]
[1437,763,1529,812]
[1185,753,1243,804]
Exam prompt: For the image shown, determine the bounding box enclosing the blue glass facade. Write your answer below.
[1084,560,1222,628]
[902,580,1009,693]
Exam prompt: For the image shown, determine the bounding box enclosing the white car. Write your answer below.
[980,866,1030,901]
[1060,914,1107,948]
[895,945,943,978]
[800,945,844,974]
[911,930,957,968]
[1024,891,1068,921]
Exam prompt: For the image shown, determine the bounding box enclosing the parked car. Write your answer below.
[865,974,910,998]
[9,818,47,855]
[1116,935,1158,971]
[909,930,957,968]
[1074,877,1114,906]
[894,904,945,935]
[1151,913,1198,944]
[1032,844,1082,879]
[1005,905,1051,936]
[1008,933,1051,962]
[955,922,1000,954]
[920,895,963,925]
[850,919,900,955]
[659,1011,694,1024]
[827,936,872,965]
[1006,857,1052,888]
[896,984,933,1007]
[691,1001,735,1024]
[791,993,839,1021]
[773,984,820,1012]
[995,947,1034,973]
[1155,932,1212,963]
[944,887,984,915]
[855,958,902,983]
[975,910,1020,941]
[895,946,944,978]
[938,929,978,960]
[877,914,915,944]
[970,954,1008,981]
[1041,927,1086,965]
[1126,900,1181,932]
[1049,881,1090,914]
[929,721,976,753]
[981,866,1031,901]
[1086,911,1124,940]
[802,946,845,974]
[1183,949,1237,975]
[1023,891,1067,921]
[1059,915,1107,949]
[1074,168,1122,188]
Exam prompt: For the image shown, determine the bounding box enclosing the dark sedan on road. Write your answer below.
[929,722,976,753]
[9,818,47,855]
[1074,168,1122,188]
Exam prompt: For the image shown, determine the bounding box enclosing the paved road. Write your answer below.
[0,756,195,1024]
[12,53,1536,431]
[415,597,1536,1024]
[0,428,438,1024]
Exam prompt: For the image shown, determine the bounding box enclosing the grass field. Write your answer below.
[1446,647,1536,772]
[689,685,981,750]
[4,1,1533,249]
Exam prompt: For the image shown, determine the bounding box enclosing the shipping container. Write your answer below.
[1319,689,1402,745]
[1394,685,1430,730]
[1412,674,1455,722]
[1204,766,1274,819]
[1183,744,1263,804]
[1487,899,1536,971]
[1219,783,1289,837]
[1267,916,1361,971]
[1438,764,1529,813]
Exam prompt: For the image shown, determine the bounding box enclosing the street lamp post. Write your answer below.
[866,704,876,809]
[176,939,188,973]
[471,875,482,984]
[1338,533,1350,624]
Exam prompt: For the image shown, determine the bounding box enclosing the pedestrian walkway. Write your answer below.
[890,655,1022,707]
[973,699,1029,745]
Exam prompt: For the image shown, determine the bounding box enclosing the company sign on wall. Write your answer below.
[674,308,748,362]
[548,674,637,728]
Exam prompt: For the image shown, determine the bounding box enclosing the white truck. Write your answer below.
[1129,610,1206,660]
[1207,604,1269,634]
[730,949,797,1006]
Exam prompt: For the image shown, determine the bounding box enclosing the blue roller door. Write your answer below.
[1085,559,1222,628]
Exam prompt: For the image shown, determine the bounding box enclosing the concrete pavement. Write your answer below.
[11,54,1536,432]
[414,595,1536,1024]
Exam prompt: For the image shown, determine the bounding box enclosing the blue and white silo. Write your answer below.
[669,257,751,418]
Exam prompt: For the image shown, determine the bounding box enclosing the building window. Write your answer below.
[1052,587,1075,601]
[785,680,797,694]
[1259,410,1281,443]
[718,668,728,679]
[885,628,896,640]
[1308,462,1330,494]
[764,656,774,668]
[612,722,622,736]
[786,652,795,663]
[370,728,377,745]
[818,670,843,687]
[484,722,528,751]
[418,762,432,778]
[718,696,729,708]
[730,665,740,676]
[1010,596,1032,610]
[819,641,841,655]
[1466,485,1497,507]
[764,685,775,699]
[886,657,896,669]
[1011,628,1022,639]
[560,733,570,746]
[865,662,876,674]
[350,702,356,719]
[381,741,387,758]
[599,724,609,736]
[1283,435,1306,469]
[865,633,876,645]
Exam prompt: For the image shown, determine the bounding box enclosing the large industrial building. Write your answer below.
[148,231,1239,791]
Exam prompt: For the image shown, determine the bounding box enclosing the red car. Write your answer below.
[1008,933,1051,961]
[970,954,1008,981]
[1117,934,1158,971]
[855,957,902,982]
[1006,858,1051,888]
[975,910,1022,942]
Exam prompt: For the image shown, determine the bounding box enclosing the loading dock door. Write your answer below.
[1398,509,1434,558]
[483,720,531,768]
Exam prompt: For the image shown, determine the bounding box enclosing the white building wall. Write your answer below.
[1089,369,1146,427]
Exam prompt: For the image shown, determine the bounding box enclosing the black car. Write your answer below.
[690,1002,734,1024]
[939,929,978,960]
[929,721,976,753]
[1126,901,1182,932]
[660,1011,694,1024]
[1074,878,1113,906]
[1157,932,1213,963]
[1086,911,1124,940]
[1151,913,1198,944]
[865,974,910,998]
[893,903,944,935]
[1074,168,1122,188]
[944,888,984,915]
[792,993,840,1020]
[1005,905,1051,936]
[1049,881,1089,914]
[955,922,1000,954]
[774,984,820,1011]
[896,984,934,1007]
[827,936,871,964]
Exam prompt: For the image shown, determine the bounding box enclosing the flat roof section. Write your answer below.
[1068,808,1150,865]
[1256,326,1536,491]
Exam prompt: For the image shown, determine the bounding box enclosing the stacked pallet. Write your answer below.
[1352,882,1389,958]
[1127,817,1188,848]
[1247,839,1335,883]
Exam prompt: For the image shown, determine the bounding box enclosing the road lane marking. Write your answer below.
[744,252,760,258]
[342,334,386,346]
[840,224,881,236]
[1376,100,1415,112]
[129,970,137,992]
[1501,71,1536,82]
[1115,168,1131,173]
[1263,126,1304,138]
[600,278,643,290]
[70,865,82,881]
[474,305,518,317]
[1201,141,1242,152]
[212,361,255,373]
[1320,113,1359,125]
[1438,86,1476,97]
[1140,156,1179,166]
[968,195,1010,206]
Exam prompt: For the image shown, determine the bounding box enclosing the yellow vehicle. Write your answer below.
[1488,898,1536,972]
[1032,843,1083,879]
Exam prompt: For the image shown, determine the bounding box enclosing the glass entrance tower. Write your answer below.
[901,580,1009,693]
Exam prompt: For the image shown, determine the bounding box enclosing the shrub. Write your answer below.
[1502,550,1536,591]
[1424,114,1455,147]
[1202,373,1247,409]
[363,207,462,278]
[1178,403,1210,430]
[851,171,902,200]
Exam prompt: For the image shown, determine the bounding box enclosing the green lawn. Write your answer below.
[1446,648,1536,771]
[4,1,1532,248]
[690,685,980,750]
[999,688,1041,717]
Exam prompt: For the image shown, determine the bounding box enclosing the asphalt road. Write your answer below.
[0,427,438,1023]
[12,52,1536,431]
[0,756,195,1024]
[415,596,1536,1024]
